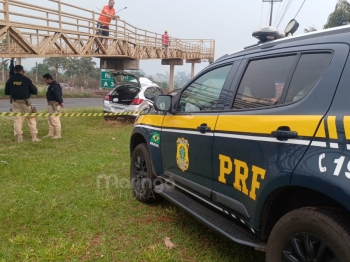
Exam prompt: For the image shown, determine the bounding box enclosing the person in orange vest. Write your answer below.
[162,30,169,49]
[97,0,119,51]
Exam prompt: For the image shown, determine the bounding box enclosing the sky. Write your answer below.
[14,0,339,77]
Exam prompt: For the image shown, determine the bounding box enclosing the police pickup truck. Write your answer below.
[129,21,350,261]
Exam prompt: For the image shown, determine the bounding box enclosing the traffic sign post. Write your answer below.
[100,71,115,88]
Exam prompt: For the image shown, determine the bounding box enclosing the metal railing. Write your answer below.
[0,0,215,61]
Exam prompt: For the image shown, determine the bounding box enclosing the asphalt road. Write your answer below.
[0,98,103,112]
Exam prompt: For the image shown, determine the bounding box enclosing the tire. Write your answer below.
[266,207,350,262]
[130,143,163,203]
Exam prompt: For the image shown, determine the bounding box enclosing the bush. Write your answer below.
[0,88,4,96]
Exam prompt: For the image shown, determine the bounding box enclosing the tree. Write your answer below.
[63,58,78,87]
[43,57,67,81]
[129,70,145,78]
[304,26,317,33]
[174,71,191,88]
[324,0,350,29]
[73,57,100,88]
[30,63,54,76]
[1,58,9,82]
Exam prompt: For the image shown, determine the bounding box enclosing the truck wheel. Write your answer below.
[130,143,162,203]
[266,207,350,262]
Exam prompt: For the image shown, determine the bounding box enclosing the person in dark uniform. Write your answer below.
[42,73,64,139]
[4,65,40,142]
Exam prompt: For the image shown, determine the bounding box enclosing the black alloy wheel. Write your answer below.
[266,207,350,262]
[130,143,162,203]
[281,233,339,262]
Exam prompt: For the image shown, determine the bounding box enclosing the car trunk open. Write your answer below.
[104,71,142,105]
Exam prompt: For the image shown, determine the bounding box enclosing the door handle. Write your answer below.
[197,123,211,134]
[271,126,298,141]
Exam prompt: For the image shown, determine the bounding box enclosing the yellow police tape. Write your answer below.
[0,111,143,117]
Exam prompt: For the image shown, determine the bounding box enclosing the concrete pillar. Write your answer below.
[161,59,183,91]
[16,58,21,65]
[169,64,175,91]
[100,58,140,70]
[191,63,195,78]
[186,59,201,79]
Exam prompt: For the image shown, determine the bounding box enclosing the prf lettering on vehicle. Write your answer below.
[218,154,266,201]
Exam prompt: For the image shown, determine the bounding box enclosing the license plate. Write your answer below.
[112,107,124,110]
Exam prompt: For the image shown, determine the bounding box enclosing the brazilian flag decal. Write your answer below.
[150,132,161,147]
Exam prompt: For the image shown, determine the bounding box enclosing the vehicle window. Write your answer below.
[233,55,296,109]
[144,87,161,101]
[114,74,138,83]
[285,53,333,103]
[177,65,232,112]
[153,88,162,96]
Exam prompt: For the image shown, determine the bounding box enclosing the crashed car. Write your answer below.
[103,71,163,119]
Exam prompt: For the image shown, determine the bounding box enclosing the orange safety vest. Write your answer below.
[162,34,169,44]
[98,5,115,28]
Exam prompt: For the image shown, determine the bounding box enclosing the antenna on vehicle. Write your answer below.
[247,18,299,49]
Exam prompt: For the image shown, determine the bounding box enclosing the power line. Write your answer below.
[274,2,283,26]
[275,0,288,26]
[294,0,306,19]
[277,0,292,27]
[277,0,294,28]
[263,0,283,26]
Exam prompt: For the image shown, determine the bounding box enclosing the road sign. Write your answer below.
[100,71,115,88]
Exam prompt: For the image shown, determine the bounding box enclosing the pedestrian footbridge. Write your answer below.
[0,0,215,76]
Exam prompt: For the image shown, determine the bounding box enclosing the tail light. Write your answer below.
[131,98,144,105]
[104,94,111,101]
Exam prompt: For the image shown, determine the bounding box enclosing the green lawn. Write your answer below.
[0,107,265,261]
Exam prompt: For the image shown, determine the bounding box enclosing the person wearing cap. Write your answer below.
[162,30,169,49]
[4,65,40,142]
[42,73,64,139]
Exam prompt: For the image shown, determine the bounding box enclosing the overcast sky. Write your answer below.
[17,0,338,76]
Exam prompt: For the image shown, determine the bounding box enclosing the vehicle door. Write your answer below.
[160,62,239,199]
[212,44,348,228]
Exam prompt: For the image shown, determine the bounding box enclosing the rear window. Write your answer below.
[232,52,333,109]
[285,53,332,103]
[114,74,139,83]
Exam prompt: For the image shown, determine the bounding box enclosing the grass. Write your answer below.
[0,107,265,262]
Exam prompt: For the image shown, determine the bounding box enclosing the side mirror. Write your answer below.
[154,95,172,112]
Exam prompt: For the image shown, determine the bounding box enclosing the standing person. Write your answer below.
[97,0,119,51]
[4,65,40,143]
[162,30,169,49]
[42,73,64,139]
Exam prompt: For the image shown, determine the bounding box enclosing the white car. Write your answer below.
[103,71,163,119]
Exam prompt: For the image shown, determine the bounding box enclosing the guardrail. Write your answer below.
[0,0,215,61]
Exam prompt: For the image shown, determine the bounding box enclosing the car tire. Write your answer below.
[266,207,350,262]
[130,143,163,203]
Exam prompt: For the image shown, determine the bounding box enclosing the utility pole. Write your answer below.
[35,62,38,83]
[263,0,283,26]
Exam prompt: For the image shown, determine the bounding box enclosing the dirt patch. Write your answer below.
[157,216,174,223]
[90,233,103,247]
